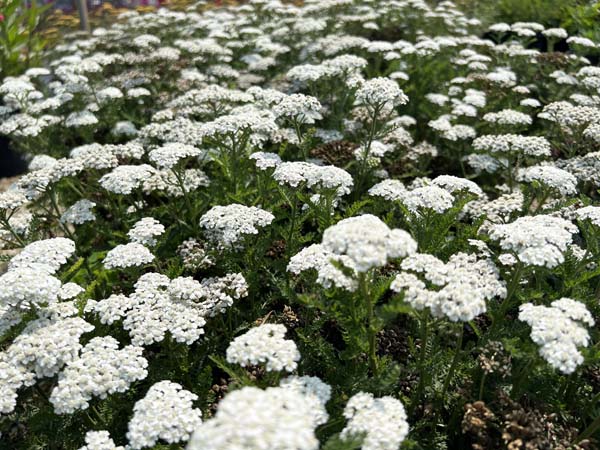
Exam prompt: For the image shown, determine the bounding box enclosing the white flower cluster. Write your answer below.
[127,217,165,246]
[472,134,552,157]
[288,243,358,291]
[148,142,204,169]
[199,204,275,249]
[354,77,409,110]
[575,205,600,226]
[488,215,578,268]
[78,431,124,450]
[8,237,76,274]
[279,375,331,427]
[226,324,300,372]
[85,271,247,345]
[517,165,578,196]
[249,151,282,171]
[103,242,155,269]
[519,299,594,374]
[341,392,409,450]
[321,214,417,272]
[50,336,148,414]
[126,380,202,449]
[391,252,506,321]
[273,161,354,197]
[273,94,323,125]
[187,385,321,450]
[0,313,93,414]
[0,267,61,311]
[61,199,96,224]
[483,109,532,126]
[99,164,156,194]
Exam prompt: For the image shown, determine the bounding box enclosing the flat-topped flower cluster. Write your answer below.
[0,0,599,449]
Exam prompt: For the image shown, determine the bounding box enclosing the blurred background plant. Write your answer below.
[0,0,52,78]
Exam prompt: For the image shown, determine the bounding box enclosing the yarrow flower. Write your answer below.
[8,237,76,274]
[288,244,358,291]
[517,165,578,196]
[391,252,506,321]
[273,93,323,125]
[273,161,353,197]
[61,199,96,224]
[99,165,156,194]
[50,336,148,414]
[249,151,282,170]
[148,142,204,169]
[354,77,409,110]
[103,243,155,269]
[226,324,300,372]
[126,380,202,449]
[127,217,165,246]
[199,204,275,249]
[488,215,577,268]
[187,386,321,450]
[341,392,409,450]
[321,214,417,272]
[519,299,593,374]
[79,431,124,450]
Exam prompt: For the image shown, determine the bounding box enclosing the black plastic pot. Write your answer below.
[0,136,27,178]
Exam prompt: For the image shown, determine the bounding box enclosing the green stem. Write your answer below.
[410,313,430,415]
[441,326,464,400]
[576,414,600,444]
[478,372,486,401]
[359,273,379,376]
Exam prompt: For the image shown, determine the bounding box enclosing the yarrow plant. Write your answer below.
[0,1,599,449]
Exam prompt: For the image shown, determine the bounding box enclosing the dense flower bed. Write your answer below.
[0,0,600,449]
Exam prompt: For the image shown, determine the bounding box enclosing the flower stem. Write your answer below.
[441,326,464,400]
[359,273,379,376]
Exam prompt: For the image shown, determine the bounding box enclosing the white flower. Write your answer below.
[8,237,76,274]
[187,386,320,450]
[341,392,409,450]
[489,215,577,268]
[249,152,282,170]
[148,143,204,169]
[517,165,577,196]
[61,199,96,224]
[0,314,94,414]
[288,244,358,291]
[127,381,202,449]
[199,204,274,249]
[273,161,353,197]
[99,165,156,194]
[576,205,600,226]
[322,214,417,272]
[519,299,593,374]
[391,253,506,322]
[483,109,532,126]
[0,189,28,210]
[65,110,98,127]
[279,375,331,426]
[432,175,483,197]
[59,282,85,300]
[354,77,409,109]
[0,268,61,309]
[79,430,124,450]
[226,324,300,372]
[128,217,165,246]
[400,185,455,214]
[50,336,148,414]
[368,179,407,201]
[542,28,568,39]
[273,94,323,125]
[103,243,155,269]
